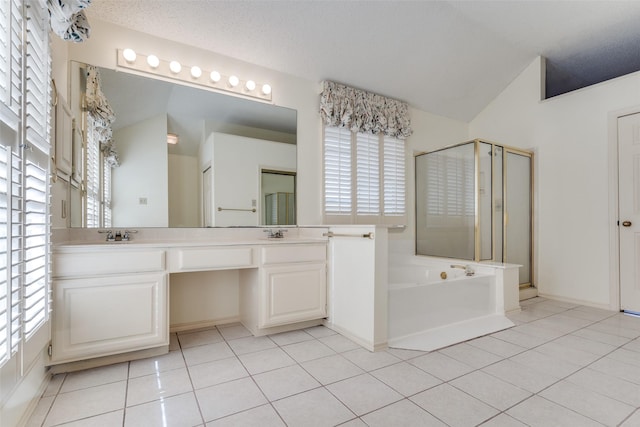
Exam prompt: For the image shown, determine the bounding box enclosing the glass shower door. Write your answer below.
[505,151,532,285]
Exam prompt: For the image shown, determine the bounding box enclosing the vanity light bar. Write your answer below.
[117,48,273,102]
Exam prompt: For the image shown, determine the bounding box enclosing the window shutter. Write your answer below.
[86,117,100,227]
[324,126,352,214]
[9,148,22,354]
[23,0,50,154]
[383,136,405,216]
[0,139,11,362]
[0,0,21,123]
[356,133,380,215]
[103,160,111,227]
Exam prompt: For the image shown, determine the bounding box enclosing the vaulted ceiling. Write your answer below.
[87,0,640,122]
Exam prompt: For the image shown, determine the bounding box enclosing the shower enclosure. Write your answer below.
[415,139,533,286]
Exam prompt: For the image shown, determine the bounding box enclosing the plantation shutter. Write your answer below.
[22,0,50,339]
[382,136,405,216]
[103,159,111,227]
[355,133,380,215]
[323,126,352,215]
[86,116,100,227]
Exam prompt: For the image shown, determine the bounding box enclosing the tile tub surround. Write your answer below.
[28,298,640,426]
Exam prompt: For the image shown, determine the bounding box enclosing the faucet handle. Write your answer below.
[123,230,138,241]
[98,229,114,241]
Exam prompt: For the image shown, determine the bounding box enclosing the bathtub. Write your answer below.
[388,261,515,351]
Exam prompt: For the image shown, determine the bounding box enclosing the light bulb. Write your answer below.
[122,48,137,63]
[262,84,272,95]
[210,71,221,83]
[190,66,202,78]
[147,55,160,68]
[228,75,239,87]
[245,80,256,91]
[169,61,182,74]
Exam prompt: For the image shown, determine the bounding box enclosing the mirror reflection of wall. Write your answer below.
[66,61,297,229]
[261,170,296,225]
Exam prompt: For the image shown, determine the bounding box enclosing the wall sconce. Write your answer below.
[117,48,273,102]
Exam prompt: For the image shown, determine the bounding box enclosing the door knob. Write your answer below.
[622,221,632,227]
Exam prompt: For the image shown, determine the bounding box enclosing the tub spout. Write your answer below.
[451,264,475,276]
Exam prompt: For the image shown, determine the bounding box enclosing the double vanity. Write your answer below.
[50,228,330,369]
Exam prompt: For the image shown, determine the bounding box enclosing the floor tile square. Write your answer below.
[553,333,616,356]
[195,377,267,422]
[268,329,314,346]
[439,342,503,368]
[126,367,193,406]
[58,410,124,427]
[238,347,296,375]
[342,348,401,371]
[450,370,531,410]
[125,392,202,427]
[408,351,475,381]
[361,399,446,426]
[481,359,558,393]
[272,387,354,427]
[188,356,249,389]
[510,349,582,379]
[282,339,335,362]
[129,350,186,378]
[226,336,277,355]
[319,333,360,353]
[566,367,640,406]
[467,336,527,358]
[479,413,528,427]
[326,374,402,416]
[303,325,337,338]
[410,383,499,427]
[24,396,54,427]
[301,354,364,385]
[206,404,285,427]
[490,328,548,348]
[588,355,640,384]
[506,396,604,427]
[217,324,254,341]
[540,380,635,426]
[370,361,441,396]
[178,328,224,348]
[59,363,129,393]
[572,327,633,346]
[253,364,320,401]
[182,341,235,366]
[44,381,126,427]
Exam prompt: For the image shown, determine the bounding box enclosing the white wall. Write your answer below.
[112,114,169,227]
[211,133,296,227]
[168,153,200,227]
[470,56,640,308]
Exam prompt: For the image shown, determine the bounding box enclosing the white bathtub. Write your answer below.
[388,261,515,351]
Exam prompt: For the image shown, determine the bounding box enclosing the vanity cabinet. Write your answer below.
[243,243,327,334]
[50,248,168,364]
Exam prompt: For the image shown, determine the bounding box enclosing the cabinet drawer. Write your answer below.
[54,249,165,278]
[262,244,326,265]
[169,246,254,272]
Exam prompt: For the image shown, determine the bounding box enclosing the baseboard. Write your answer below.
[48,346,169,374]
[323,321,387,352]
[537,292,613,311]
[169,316,241,333]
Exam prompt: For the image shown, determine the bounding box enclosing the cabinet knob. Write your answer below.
[622,221,632,227]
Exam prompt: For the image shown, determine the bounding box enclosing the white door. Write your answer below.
[619,112,640,312]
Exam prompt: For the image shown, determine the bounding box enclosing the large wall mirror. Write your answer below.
[68,62,297,228]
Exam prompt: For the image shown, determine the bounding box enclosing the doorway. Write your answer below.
[261,169,296,225]
[617,111,640,313]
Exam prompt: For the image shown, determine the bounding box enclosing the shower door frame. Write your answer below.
[415,139,534,287]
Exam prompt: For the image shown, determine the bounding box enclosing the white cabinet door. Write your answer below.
[51,273,168,364]
[260,263,326,328]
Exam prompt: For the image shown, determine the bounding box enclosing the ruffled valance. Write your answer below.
[85,65,119,167]
[47,0,92,42]
[319,80,413,139]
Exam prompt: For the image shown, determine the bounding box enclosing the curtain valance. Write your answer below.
[319,80,413,139]
[85,65,119,166]
[47,0,92,42]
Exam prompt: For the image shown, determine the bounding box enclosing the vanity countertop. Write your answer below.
[53,237,328,250]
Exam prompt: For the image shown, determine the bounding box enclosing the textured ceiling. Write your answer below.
[86,0,640,122]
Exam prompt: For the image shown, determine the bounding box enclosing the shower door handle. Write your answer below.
[622,221,632,227]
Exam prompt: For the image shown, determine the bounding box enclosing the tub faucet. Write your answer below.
[451,264,475,276]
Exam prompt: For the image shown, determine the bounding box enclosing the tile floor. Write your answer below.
[26,297,640,426]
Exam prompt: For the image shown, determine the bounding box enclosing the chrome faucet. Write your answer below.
[264,228,287,238]
[451,264,475,276]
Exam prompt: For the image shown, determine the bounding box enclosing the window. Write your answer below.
[323,125,406,224]
[0,0,50,367]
